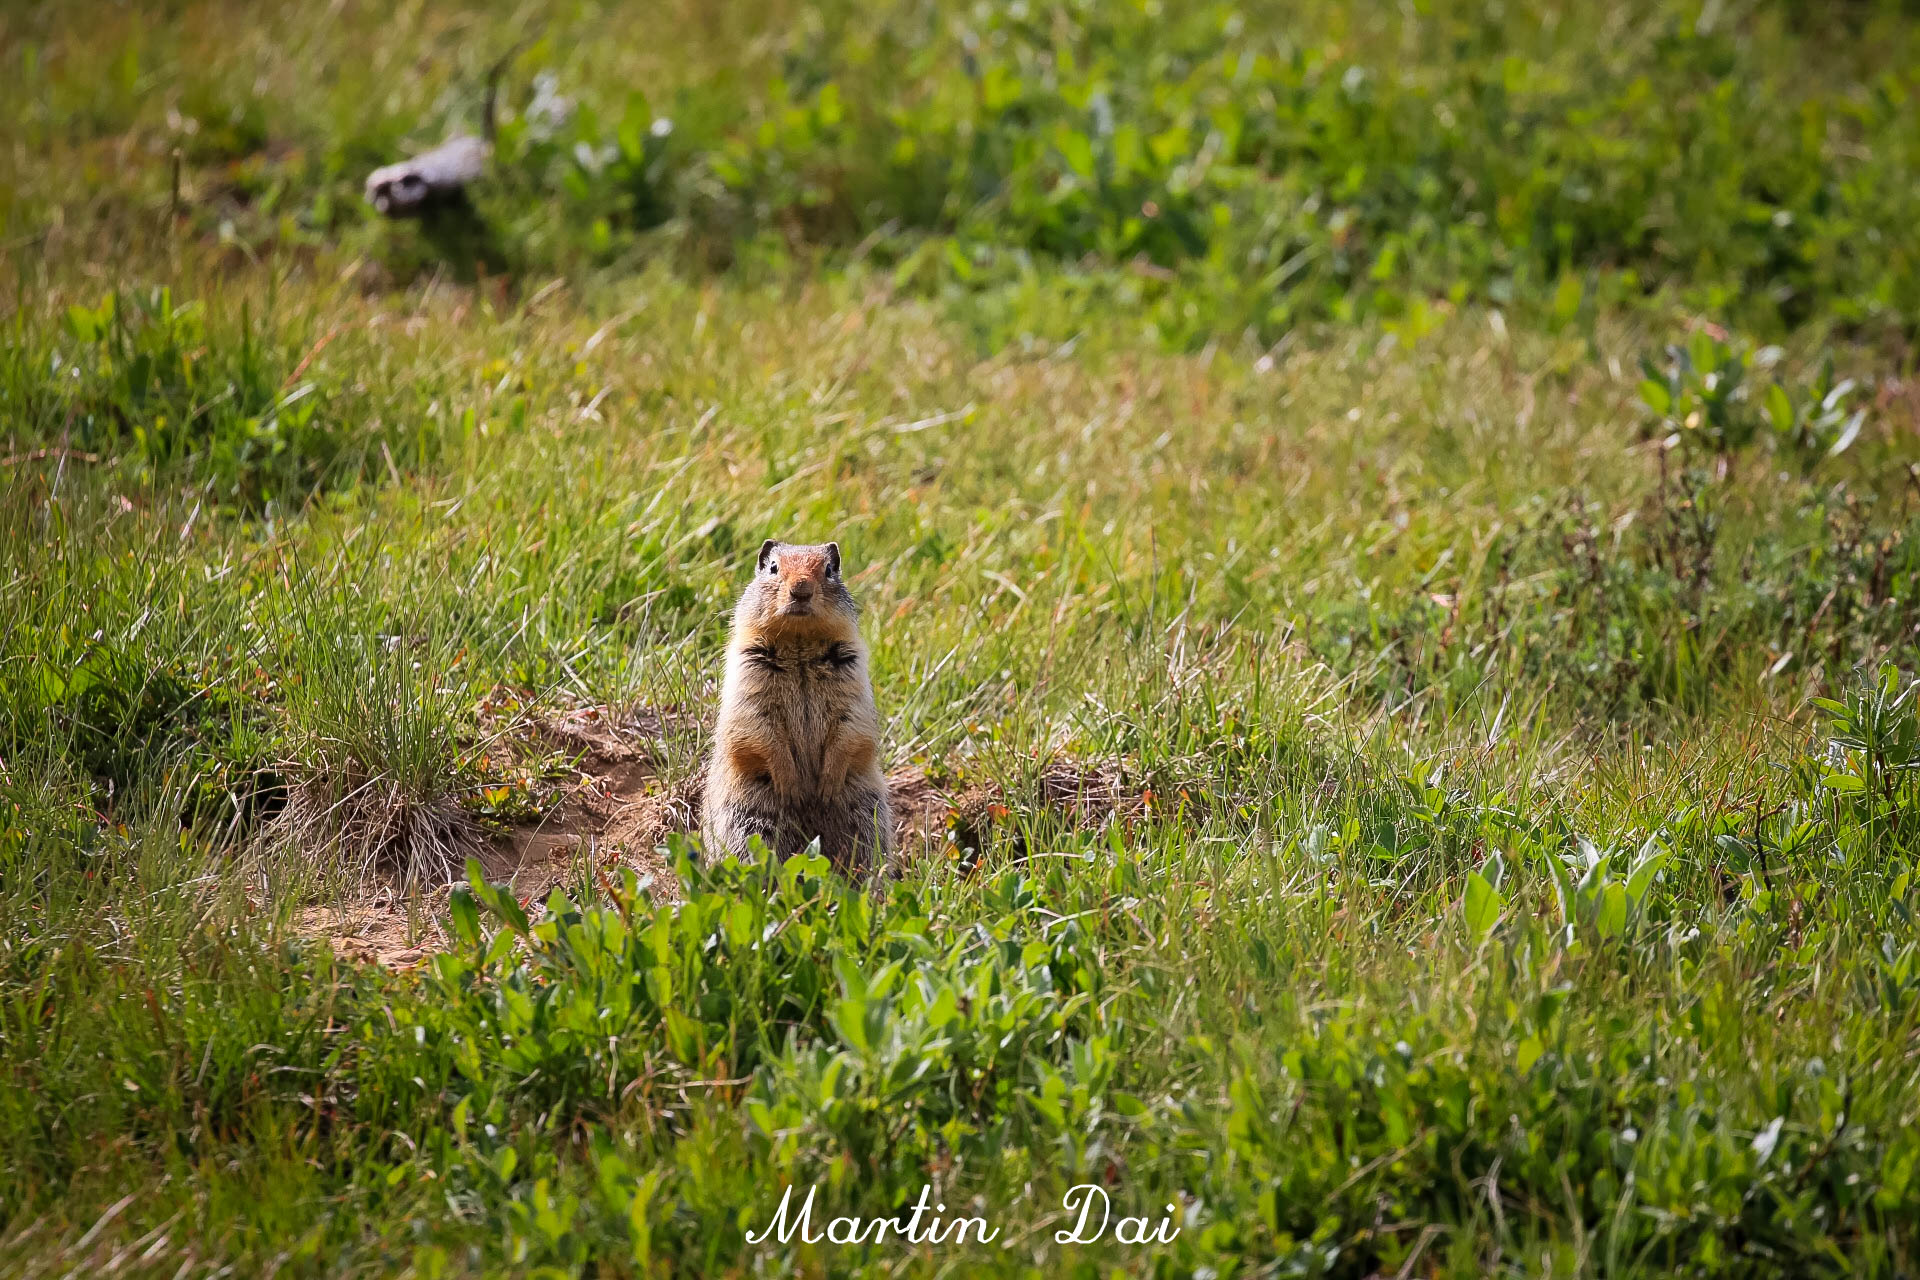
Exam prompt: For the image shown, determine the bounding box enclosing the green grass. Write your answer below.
[5,0,1920,1276]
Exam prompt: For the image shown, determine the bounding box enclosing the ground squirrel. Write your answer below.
[702,539,892,872]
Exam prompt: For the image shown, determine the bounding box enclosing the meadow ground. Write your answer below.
[4,1,1920,1276]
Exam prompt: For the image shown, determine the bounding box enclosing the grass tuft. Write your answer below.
[264,621,484,890]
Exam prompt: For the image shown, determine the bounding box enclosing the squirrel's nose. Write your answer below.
[788,579,815,600]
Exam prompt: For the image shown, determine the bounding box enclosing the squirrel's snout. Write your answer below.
[778,579,817,614]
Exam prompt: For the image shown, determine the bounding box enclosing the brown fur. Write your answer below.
[701,540,891,873]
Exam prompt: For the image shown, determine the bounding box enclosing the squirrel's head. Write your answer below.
[738,539,858,638]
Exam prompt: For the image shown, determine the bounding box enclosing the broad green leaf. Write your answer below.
[1516,1034,1544,1073]
[831,995,871,1054]
[1464,870,1504,939]
[1687,329,1720,374]
[1543,852,1577,924]
[1596,882,1628,938]
[1626,843,1670,902]
[1766,383,1794,432]
[662,1008,702,1065]
[447,888,481,948]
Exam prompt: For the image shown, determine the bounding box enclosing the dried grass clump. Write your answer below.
[261,627,485,890]
[263,768,483,891]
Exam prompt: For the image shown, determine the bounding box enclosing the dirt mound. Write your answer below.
[938,756,1149,859]
[297,716,1153,966]
[589,768,956,864]
[887,765,957,858]
[522,700,690,768]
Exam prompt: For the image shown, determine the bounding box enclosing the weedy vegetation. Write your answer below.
[3,0,1920,1276]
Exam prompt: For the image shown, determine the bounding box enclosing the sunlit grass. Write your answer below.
[4,1,1920,1273]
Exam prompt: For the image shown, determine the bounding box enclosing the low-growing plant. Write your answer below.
[46,289,313,502]
[1638,330,1869,471]
[1817,662,1920,813]
[24,0,1920,346]
[1,286,460,509]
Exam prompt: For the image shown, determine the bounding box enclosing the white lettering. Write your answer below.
[903,1185,934,1243]
[1056,1184,1111,1243]
[948,1214,1000,1244]
[746,1182,1181,1249]
[745,1185,821,1245]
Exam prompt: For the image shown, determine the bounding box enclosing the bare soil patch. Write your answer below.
[296,699,686,965]
[298,720,1149,966]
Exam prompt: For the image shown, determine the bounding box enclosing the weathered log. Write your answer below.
[364,135,490,217]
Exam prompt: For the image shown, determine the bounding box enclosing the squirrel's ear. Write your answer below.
[757,539,780,572]
[824,542,841,577]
